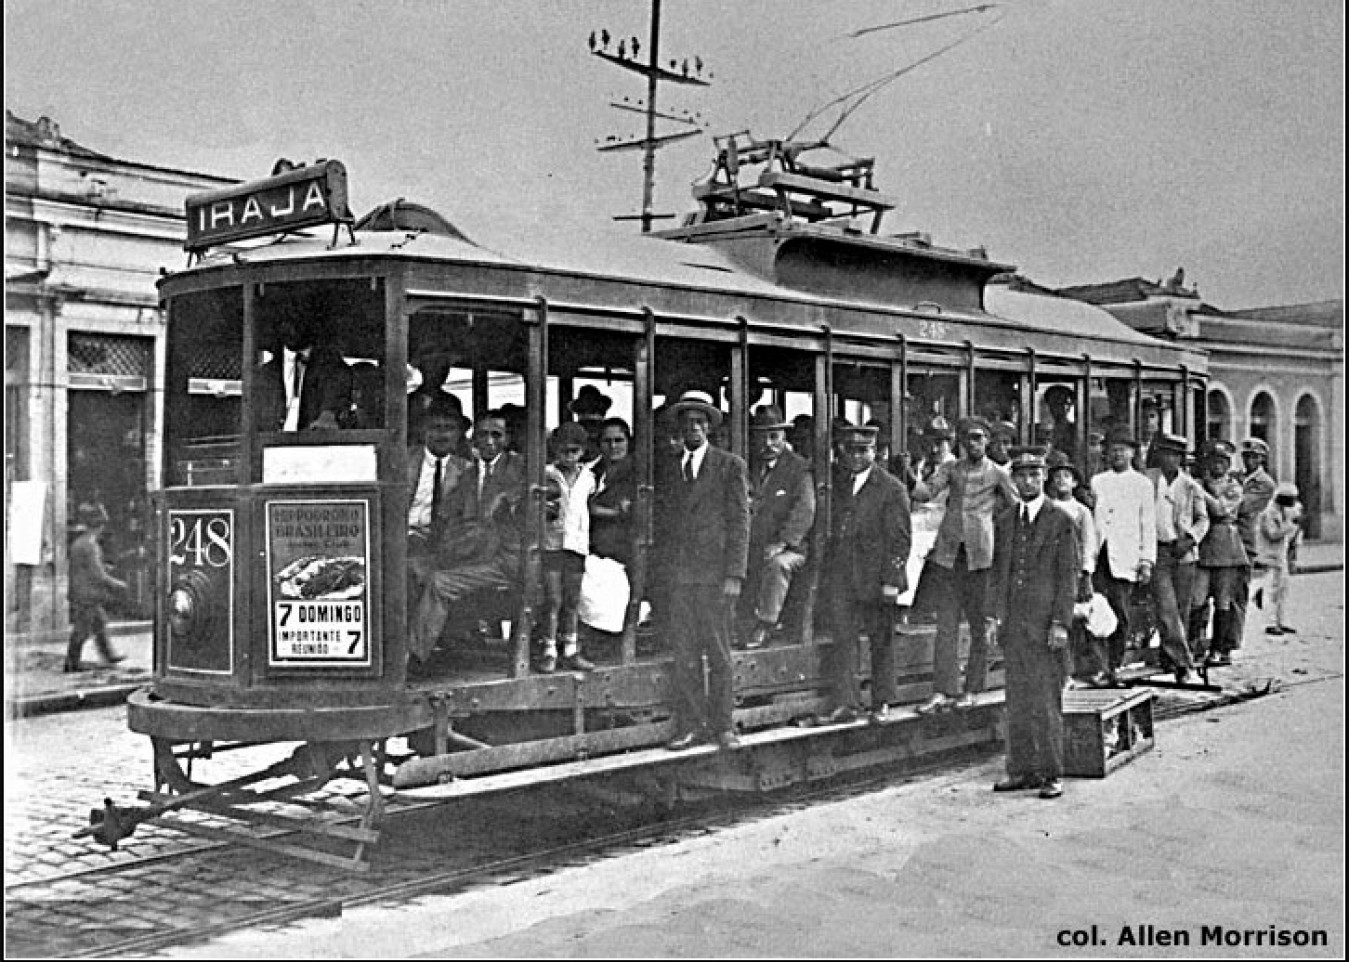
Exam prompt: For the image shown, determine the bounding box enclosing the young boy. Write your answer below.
[1254,482,1303,635]
[540,422,598,673]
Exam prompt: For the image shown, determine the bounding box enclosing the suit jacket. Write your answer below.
[827,465,912,600]
[1144,467,1210,563]
[989,500,1079,642]
[406,446,470,533]
[437,451,527,561]
[917,456,1018,571]
[1090,468,1157,581]
[749,449,816,556]
[658,445,750,587]
[254,347,353,432]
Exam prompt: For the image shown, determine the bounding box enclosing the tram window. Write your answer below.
[902,370,959,461]
[750,346,817,464]
[165,287,244,486]
[1036,380,1081,465]
[408,309,525,449]
[972,370,1023,434]
[833,362,889,462]
[252,278,387,435]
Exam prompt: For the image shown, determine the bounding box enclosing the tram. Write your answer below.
[96,141,1207,868]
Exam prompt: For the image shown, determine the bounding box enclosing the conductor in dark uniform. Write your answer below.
[659,390,751,751]
[825,423,911,722]
[988,447,1081,799]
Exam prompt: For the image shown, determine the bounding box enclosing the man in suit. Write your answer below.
[659,390,750,751]
[740,405,816,649]
[1144,432,1209,683]
[825,423,911,722]
[989,447,1080,799]
[253,319,353,432]
[1089,424,1156,685]
[911,416,1018,713]
[409,409,526,665]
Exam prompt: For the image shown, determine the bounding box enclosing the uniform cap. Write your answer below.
[1007,445,1048,472]
[1240,437,1269,458]
[837,423,880,447]
[1152,432,1189,455]
[922,415,953,440]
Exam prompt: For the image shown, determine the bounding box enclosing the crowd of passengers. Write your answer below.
[399,376,1300,698]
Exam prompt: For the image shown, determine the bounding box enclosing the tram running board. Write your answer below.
[398,693,1007,801]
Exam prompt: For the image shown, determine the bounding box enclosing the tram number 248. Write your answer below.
[170,514,233,569]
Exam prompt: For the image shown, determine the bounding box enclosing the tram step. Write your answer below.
[1061,689,1156,778]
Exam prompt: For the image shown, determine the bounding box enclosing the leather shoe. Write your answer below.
[1174,667,1192,684]
[666,731,700,751]
[1278,624,1296,634]
[561,653,596,671]
[1206,653,1232,667]
[993,775,1040,792]
[63,659,84,674]
[915,693,951,715]
[952,692,977,711]
[538,653,558,673]
[1038,779,1064,799]
[827,705,860,724]
[1264,625,1284,636]
[716,731,742,751]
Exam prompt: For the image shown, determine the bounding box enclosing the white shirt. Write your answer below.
[851,465,873,496]
[681,442,709,481]
[1154,470,1185,543]
[410,450,448,531]
[281,347,309,431]
[545,464,596,554]
[1019,494,1047,525]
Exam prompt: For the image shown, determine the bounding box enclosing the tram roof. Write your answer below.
[180,222,1205,367]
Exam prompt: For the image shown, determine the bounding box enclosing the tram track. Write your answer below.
[9,744,999,960]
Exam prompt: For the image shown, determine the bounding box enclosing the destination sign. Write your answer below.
[184,159,352,253]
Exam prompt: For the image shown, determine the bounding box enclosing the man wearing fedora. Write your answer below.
[1144,433,1209,683]
[1089,424,1156,684]
[825,423,911,722]
[658,390,750,751]
[989,447,1080,799]
[66,503,129,672]
[911,416,1018,713]
[741,405,816,649]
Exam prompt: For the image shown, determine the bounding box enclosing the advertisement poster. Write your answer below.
[266,499,371,667]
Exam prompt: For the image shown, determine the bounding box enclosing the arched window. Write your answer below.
[1207,388,1230,440]
[1249,391,1276,463]
[1295,394,1321,538]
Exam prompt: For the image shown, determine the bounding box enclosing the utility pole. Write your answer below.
[589,0,709,232]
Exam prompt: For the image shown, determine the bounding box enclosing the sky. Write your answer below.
[5,0,1344,310]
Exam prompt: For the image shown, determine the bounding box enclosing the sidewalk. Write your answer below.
[4,542,1342,720]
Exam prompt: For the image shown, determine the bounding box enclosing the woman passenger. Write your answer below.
[589,417,636,568]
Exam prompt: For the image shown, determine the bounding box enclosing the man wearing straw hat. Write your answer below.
[659,390,750,751]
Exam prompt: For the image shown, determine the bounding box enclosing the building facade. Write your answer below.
[1058,274,1344,542]
[5,112,235,633]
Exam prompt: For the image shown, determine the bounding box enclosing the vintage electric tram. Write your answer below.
[95,142,1207,868]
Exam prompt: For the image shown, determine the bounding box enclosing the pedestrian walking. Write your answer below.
[989,448,1080,799]
[65,503,128,672]
[1254,482,1303,636]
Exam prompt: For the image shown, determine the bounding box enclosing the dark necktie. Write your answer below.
[431,457,445,524]
[682,455,694,484]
